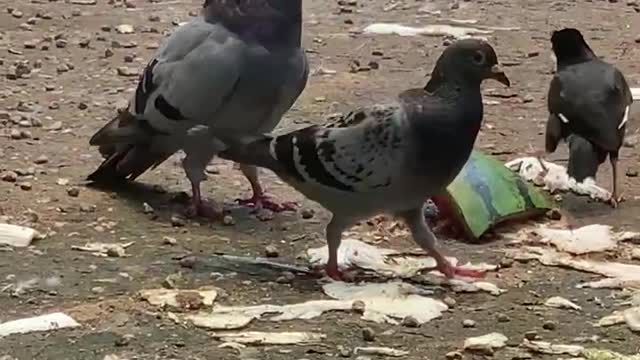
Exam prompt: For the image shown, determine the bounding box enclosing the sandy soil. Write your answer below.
[1,0,640,359]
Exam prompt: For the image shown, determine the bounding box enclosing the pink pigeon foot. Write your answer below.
[236,194,298,212]
[422,256,486,279]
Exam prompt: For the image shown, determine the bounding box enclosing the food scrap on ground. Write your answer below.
[0,223,39,248]
[0,313,80,337]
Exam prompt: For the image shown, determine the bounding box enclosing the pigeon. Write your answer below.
[543,28,633,207]
[87,0,309,218]
[212,39,510,280]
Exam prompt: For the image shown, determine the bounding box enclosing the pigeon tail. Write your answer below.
[566,135,607,182]
[87,112,172,183]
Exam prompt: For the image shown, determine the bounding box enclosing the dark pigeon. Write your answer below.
[214,39,510,281]
[544,28,633,207]
[87,0,308,218]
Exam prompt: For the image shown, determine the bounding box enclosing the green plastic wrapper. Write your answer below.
[432,150,553,241]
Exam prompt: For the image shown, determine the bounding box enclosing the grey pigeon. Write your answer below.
[214,39,510,280]
[87,0,309,218]
[543,28,633,207]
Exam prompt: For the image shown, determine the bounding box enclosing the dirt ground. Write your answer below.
[1,0,640,359]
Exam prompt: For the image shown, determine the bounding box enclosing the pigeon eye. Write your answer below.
[472,51,485,65]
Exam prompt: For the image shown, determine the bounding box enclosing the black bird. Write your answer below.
[543,28,633,207]
[212,39,510,280]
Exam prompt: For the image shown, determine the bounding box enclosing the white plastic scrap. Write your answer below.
[632,88,640,101]
[354,347,409,357]
[186,299,354,330]
[0,313,80,337]
[505,157,611,201]
[323,281,447,325]
[363,23,492,38]
[526,224,639,255]
[71,242,134,257]
[508,247,640,289]
[139,288,218,310]
[463,333,508,353]
[306,238,496,280]
[522,340,584,356]
[623,307,640,332]
[544,296,582,311]
[211,331,325,345]
[0,223,38,248]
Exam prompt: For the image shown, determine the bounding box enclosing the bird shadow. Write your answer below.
[562,193,640,225]
[84,179,301,226]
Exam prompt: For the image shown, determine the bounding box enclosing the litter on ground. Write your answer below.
[515,224,639,255]
[139,288,219,310]
[463,332,508,354]
[505,157,611,201]
[306,238,496,279]
[508,247,640,289]
[0,223,38,248]
[544,296,582,311]
[363,23,492,38]
[0,313,80,337]
[210,331,326,345]
[522,339,584,356]
[185,281,446,330]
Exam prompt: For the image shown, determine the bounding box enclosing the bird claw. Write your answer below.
[606,194,625,208]
[236,194,298,212]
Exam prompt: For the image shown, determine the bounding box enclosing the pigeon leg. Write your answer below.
[607,155,624,208]
[323,216,350,281]
[399,207,486,279]
[236,164,297,212]
[182,153,223,220]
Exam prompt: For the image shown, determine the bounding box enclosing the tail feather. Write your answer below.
[87,111,173,183]
[567,135,607,182]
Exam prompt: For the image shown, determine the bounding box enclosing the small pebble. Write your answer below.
[445,351,463,360]
[163,236,177,246]
[497,313,511,323]
[524,330,539,340]
[20,182,32,191]
[401,316,420,328]
[361,327,376,342]
[352,300,366,314]
[264,245,279,258]
[443,296,456,307]
[543,320,557,330]
[171,215,186,227]
[115,334,134,347]
[462,319,476,328]
[142,202,154,214]
[1,171,18,183]
[300,208,315,219]
[67,187,80,197]
[545,208,562,220]
[222,215,235,226]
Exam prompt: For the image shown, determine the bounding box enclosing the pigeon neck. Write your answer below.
[554,46,597,69]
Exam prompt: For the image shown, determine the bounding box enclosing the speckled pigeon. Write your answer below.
[87,0,309,218]
[213,39,510,280]
[543,28,633,207]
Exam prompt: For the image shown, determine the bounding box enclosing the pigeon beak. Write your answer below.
[489,65,510,87]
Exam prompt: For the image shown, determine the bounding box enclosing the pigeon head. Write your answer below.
[202,0,302,47]
[425,39,510,92]
[550,28,596,65]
